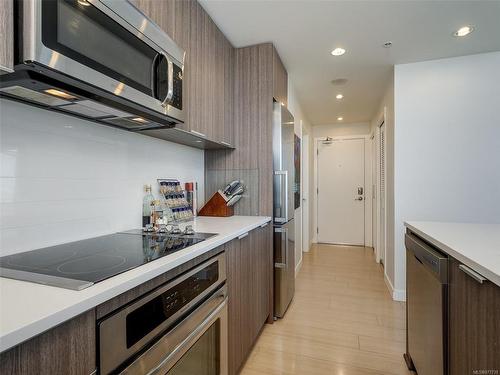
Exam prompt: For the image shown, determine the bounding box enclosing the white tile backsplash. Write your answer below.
[0,99,205,255]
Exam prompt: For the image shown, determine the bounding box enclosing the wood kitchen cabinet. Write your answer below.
[272,47,288,106]
[134,0,234,145]
[0,0,14,74]
[226,224,272,374]
[0,310,96,375]
[448,257,500,375]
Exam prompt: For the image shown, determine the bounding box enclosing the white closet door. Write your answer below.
[379,123,386,263]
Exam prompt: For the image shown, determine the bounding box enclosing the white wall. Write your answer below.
[313,122,371,138]
[370,73,396,297]
[0,99,205,256]
[287,78,313,274]
[393,52,500,295]
[312,122,373,246]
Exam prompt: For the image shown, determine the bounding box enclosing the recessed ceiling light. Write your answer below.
[336,94,343,100]
[331,78,348,86]
[337,117,343,121]
[454,25,474,37]
[331,48,346,56]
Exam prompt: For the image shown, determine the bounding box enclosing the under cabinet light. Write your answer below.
[44,89,77,100]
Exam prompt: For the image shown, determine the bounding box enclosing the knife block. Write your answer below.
[198,191,234,217]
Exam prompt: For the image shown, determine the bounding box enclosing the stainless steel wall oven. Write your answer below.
[98,253,228,375]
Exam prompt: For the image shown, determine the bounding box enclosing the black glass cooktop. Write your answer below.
[0,230,216,290]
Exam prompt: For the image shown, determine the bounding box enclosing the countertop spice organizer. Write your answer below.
[158,179,193,222]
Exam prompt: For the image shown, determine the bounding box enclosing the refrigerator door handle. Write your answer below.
[274,170,288,223]
[274,226,288,268]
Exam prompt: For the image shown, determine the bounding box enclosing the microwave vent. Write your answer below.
[58,103,114,118]
[103,116,159,130]
[67,100,132,118]
[57,100,132,119]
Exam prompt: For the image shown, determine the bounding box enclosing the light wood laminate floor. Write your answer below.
[241,244,413,375]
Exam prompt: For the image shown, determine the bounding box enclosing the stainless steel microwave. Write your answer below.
[0,0,184,131]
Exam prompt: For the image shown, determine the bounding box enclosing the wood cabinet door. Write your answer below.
[0,0,14,74]
[0,310,96,375]
[226,226,272,375]
[226,236,242,375]
[133,0,235,143]
[448,257,500,375]
[253,224,271,333]
[214,35,234,147]
[226,237,244,375]
[272,48,288,106]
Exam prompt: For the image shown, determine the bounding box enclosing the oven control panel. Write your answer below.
[125,260,219,348]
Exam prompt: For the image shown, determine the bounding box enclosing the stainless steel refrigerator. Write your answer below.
[273,101,295,318]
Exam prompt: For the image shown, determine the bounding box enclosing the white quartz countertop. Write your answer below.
[0,216,271,353]
[405,221,500,287]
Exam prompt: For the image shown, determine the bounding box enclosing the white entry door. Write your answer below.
[317,138,365,245]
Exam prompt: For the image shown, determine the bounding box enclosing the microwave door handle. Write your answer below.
[166,59,174,102]
[151,53,159,97]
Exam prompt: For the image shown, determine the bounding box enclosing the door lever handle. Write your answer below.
[354,197,363,201]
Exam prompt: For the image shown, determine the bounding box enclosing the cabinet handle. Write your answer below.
[190,130,206,138]
[220,141,232,147]
[459,264,487,284]
[238,232,249,240]
[260,223,268,228]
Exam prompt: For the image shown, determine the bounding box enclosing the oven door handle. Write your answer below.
[121,287,228,375]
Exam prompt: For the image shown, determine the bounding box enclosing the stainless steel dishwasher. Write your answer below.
[404,230,448,375]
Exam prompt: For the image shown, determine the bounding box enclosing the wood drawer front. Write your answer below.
[0,310,96,375]
[448,257,500,375]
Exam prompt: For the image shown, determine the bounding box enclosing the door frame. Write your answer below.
[302,133,310,253]
[313,135,371,246]
[373,107,388,266]
[371,132,378,259]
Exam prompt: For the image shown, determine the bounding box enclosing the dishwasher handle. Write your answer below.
[405,233,448,283]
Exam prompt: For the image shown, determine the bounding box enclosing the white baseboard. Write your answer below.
[393,288,406,302]
[295,257,303,277]
[303,241,312,252]
[384,272,406,302]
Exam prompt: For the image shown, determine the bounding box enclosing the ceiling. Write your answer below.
[198,0,500,125]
